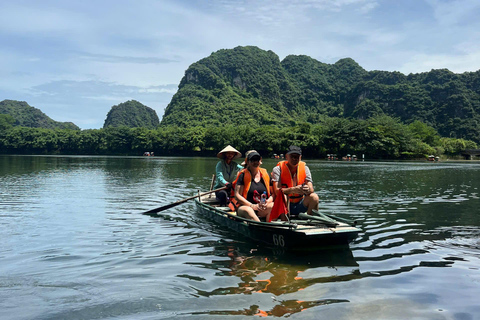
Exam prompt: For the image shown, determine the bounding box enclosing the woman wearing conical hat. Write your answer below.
[213,145,243,206]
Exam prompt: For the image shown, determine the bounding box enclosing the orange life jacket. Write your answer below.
[240,168,271,199]
[229,170,243,198]
[229,168,271,211]
[278,160,306,203]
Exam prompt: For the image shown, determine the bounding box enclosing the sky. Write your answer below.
[1,0,480,129]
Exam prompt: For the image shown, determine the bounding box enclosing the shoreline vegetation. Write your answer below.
[2,46,480,160]
[1,114,477,160]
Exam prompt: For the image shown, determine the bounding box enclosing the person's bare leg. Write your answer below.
[303,193,319,215]
[237,206,260,221]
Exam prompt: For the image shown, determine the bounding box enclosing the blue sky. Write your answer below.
[1,0,479,129]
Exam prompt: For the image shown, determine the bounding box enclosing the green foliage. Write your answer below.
[0,100,80,130]
[408,120,441,146]
[161,46,480,145]
[2,46,480,159]
[440,137,478,155]
[1,116,476,159]
[103,100,160,129]
[2,127,58,153]
[0,114,15,131]
[162,46,297,127]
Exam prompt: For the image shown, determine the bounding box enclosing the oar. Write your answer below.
[143,186,227,215]
[298,212,339,228]
[312,210,357,226]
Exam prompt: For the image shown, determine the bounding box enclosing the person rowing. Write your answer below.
[214,145,243,206]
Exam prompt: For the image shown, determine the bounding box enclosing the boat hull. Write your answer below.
[195,199,360,251]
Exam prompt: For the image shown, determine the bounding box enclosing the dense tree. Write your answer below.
[0,114,15,131]
[104,126,134,154]
[0,100,79,130]
[161,46,480,144]
[103,100,160,129]
[441,137,477,155]
[0,117,477,158]
[2,46,480,158]
[408,120,441,146]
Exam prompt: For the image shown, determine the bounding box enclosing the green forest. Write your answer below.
[0,99,79,130]
[162,46,480,143]
[103,100,160,128]
[1,46,480,159]
[0,112,476,159]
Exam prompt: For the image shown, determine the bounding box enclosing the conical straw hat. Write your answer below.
[217,145,242,159]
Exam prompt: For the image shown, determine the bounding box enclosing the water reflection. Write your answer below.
[196,298,349,317]
[146,160,480,318]
[172,240,358,317]
[2,156,480,320]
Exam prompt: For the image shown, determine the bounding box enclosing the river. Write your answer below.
[0,155,479,319]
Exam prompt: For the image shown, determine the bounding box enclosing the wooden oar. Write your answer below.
[143,186,227,215]
[298,212,339,228]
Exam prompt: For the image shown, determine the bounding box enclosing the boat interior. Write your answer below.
[197,191,359,230]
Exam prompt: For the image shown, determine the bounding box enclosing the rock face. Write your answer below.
[160,46,372,128]
[161,45,297,128]
[103,100,159,129]
[160,46,480,142]
[0,99,80,130]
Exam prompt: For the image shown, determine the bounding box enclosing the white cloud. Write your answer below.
[401,47,480,75]
[17,80,177,129]
[1,0,480,129]
[0,4,89,35]
[427,0,480,27]
[75,52,179,64]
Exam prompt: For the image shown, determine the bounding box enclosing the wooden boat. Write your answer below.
[195,192,361,251]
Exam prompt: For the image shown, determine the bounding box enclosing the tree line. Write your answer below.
[1,114,476,159]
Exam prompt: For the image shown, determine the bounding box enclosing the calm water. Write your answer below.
[1,155,479,320]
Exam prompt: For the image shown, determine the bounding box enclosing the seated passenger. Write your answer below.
[234,151,273,221]
[271,145,319,216]
[214,145,243,206]
[240,149,262,168]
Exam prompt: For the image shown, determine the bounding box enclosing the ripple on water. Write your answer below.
[426,226,480,260]
[2,157,480,320]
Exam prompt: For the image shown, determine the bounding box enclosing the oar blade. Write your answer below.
[142,186,227,216]
[143,202,178,215]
